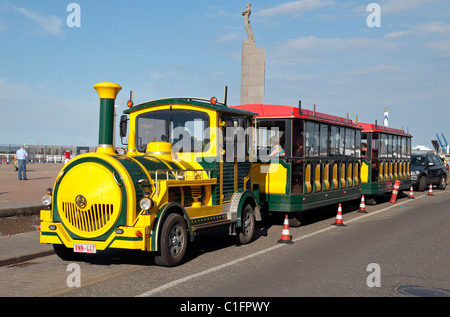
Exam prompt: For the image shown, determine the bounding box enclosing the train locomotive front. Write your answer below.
[40,82,260,267]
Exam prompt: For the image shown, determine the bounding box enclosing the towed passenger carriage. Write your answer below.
[40,83,260,267]
[359,122,412,204]
[233,103,363,226]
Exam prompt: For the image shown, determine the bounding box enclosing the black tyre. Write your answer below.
[288,212,302,227]
[438,175,447,190]
[154,213,188,267]
[53,244,85,261]
[366,195,377,206]
[418,175,427,191]
[238,204,255,245]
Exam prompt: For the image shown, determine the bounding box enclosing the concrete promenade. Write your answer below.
[0,163,62,211]
[0,163,63,266]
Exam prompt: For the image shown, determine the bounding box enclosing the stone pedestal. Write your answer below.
[240,41,265,105]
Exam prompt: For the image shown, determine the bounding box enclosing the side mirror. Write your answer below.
[428,162,435,167]
[119,115,128,138]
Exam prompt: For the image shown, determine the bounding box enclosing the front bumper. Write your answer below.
[40,209,152,252]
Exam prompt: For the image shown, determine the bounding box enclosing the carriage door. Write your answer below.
[222,115,247,202]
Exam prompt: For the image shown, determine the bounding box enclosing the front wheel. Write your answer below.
[154,213,188,267]
[418,175,427,191]
[237,204,255,245]
[438,175,447,190]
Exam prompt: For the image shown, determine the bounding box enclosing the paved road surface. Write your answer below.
[1,189,449,298]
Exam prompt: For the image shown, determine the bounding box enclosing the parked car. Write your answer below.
[411,154,447,191]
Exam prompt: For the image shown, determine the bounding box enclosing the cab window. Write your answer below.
[136,109,210,153]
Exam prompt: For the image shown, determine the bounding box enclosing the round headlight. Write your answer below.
[140,197,153,211]
[42,194,52,206]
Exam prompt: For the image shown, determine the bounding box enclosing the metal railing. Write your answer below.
[154,169,214,198]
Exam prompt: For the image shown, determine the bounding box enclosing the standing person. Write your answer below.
[15,145,28,180]
[64,150,71,165]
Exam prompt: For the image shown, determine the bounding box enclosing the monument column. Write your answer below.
[240,3,265,105]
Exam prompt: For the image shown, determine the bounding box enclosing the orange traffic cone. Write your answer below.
[278,214,294,244]
[390,180,401,203]
[409,186,414,199]
[332,203,346,226]
[428,184,434,196]
[358,195,367,213]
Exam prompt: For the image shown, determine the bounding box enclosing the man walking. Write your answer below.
[15,145,28,180]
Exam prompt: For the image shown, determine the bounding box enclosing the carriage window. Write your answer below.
[257,120,286,158]
[320,124,328,157]
[292,120,304,157]
[329,126,339,157]
[392,136,398,157]
[387,135,393,157]
[345,128,355,157]
[400,137,404,157]
[361,133,368,158]
[355,130,361,157]
[136,109,210,153]
[338,127,345,156]
[372,134,379,158]
[380,134,387,158]
[406,138,411,158]
[305,122,319,157]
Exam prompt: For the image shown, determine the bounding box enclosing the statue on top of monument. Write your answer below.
[242,2,255,43]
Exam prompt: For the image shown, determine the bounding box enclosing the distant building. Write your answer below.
[412,145,432,153]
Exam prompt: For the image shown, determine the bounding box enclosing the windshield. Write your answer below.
[136,109,210,153]
[411,156,426,166]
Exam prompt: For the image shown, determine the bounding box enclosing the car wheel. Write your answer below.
[438,175,447,190]
[418,176,427,191]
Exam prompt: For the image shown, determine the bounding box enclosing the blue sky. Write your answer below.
[1,0,449,148]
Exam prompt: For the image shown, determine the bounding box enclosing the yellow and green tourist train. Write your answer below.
[40,83,413,266]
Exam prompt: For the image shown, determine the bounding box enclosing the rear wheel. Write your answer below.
[154,213,188,267]
[238,204,255,245]
[438,175,447,190]
[288,212,302,227]
[366,195,377,206]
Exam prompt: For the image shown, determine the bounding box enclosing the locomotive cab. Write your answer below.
[40,83,260,267]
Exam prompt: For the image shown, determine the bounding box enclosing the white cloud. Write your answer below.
[381,0,439,14]
[267,35,397,69]
[384,30,413,39]
[257,0,334,17]
[13,7,63,35]
[384,21,450,39]
[428,41,450,51]
[354,0,442,16]
[278,35,393,52]
[416,21,450,34]
[342,64,404,76]
[215,32,242,42]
